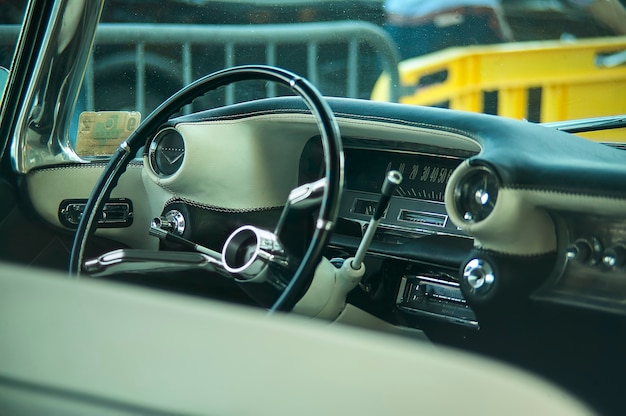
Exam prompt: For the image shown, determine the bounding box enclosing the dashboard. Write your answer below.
[133,96,626,337]
[135,95,626,339]
[129,94,626,332]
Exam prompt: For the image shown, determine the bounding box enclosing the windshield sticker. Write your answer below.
[75,111,141,157]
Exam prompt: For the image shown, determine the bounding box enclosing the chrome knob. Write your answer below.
[462,258,495,296]
[602,245,626,269]
[566,238,602,265]
[151,209,186,236]
[454,166,499,224]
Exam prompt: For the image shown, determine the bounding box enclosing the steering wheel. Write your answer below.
[69,65,344,313]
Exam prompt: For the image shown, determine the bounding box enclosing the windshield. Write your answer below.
[2,0,625,169]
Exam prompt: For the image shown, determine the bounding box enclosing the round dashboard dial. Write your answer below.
[454,165,499,223]
[148,127,185,177]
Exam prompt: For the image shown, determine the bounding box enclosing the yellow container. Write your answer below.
[372,36,626,142]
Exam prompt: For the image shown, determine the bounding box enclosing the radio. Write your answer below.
[396,274,478,329]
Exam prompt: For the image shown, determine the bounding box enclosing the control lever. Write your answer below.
[83,249,224,278]
[350,170,403,270]
[293,170,402,320]
[81,224,225,278]
[149,224,222,260]
[274,178,327,236]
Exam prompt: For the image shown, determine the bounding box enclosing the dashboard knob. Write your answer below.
[462,258,495,296]
[152,209,186,236]
[602,245,626,269]
[566,238,602,265]
[453,166,499,224]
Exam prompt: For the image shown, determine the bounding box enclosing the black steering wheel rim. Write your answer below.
[69,65,344,313]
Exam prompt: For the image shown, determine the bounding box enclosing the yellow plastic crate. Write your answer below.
[371,36,626,142]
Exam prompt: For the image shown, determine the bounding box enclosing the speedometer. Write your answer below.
[344,148,462,203]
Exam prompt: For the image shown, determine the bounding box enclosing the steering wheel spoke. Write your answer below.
[274,177,328,236]
[83,249,227,279]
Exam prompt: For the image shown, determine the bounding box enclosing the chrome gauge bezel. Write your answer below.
[453,165,500,224]
[147,127,185,178]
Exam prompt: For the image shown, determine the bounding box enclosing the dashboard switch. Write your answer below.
[566,238,602,265]
[462,258,495,296]
[602,245,626,269]
[152,209,186,236]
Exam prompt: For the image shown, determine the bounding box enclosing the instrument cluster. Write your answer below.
[299,137,476,241]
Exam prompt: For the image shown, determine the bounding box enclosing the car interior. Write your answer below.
[1,0,626,414]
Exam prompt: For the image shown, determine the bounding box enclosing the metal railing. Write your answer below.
[1,21,401,115]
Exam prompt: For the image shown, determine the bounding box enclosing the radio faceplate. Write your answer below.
[396,275,478,329]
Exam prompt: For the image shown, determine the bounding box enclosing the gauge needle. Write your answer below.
[164,152,184,164]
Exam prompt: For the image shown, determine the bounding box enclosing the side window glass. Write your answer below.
[0,67,8,99]
[0,2,28,100]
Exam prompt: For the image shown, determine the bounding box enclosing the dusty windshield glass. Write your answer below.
[88,1,391,113]
[86,1,626,120]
